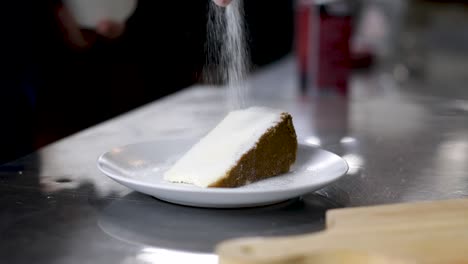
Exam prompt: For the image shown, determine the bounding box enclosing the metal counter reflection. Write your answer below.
[98,192,340,254]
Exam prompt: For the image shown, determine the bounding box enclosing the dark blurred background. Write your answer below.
[1,0,468,164]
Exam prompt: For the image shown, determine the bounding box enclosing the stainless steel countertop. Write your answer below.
[2,54,468,263]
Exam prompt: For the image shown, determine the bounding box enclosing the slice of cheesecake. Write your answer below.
[164,107,298,188]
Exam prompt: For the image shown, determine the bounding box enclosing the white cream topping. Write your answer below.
[163,106,285,187]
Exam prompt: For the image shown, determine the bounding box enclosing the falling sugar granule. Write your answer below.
[206,0,250,110]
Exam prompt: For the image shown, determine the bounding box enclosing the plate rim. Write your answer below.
[97,140,349,195]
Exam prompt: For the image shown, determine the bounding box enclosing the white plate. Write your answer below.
[97,138,348,208]
[64,0,137,29]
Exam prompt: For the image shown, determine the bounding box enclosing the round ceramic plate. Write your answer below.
[97,138,348,208]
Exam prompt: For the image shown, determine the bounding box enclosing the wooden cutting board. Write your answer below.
[217,199,468,264]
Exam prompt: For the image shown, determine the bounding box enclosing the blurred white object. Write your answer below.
[352,0,407,60]
[64,0,137,29]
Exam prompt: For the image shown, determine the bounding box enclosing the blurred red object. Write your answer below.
[296,0,354,96]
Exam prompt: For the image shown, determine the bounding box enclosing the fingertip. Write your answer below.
[96,20,111,34]
[96,20,125,39]
[213,0,232,7]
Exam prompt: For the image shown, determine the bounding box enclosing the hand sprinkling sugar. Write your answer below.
[213,0,233,7]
